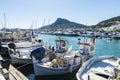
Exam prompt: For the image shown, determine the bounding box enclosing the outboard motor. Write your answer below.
[8,43,16,51]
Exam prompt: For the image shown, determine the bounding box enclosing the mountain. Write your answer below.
[38,16,120,32]
[39,18,88,31]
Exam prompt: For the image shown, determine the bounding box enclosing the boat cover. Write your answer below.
[30,47,45,61]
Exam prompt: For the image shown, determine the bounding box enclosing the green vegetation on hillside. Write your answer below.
[96,16,120,28]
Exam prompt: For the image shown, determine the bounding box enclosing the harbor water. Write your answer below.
[18,34,120,80]
[37,34,120,57]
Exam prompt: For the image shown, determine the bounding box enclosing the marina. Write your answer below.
[0,0,120,79]
[1,33,120,80]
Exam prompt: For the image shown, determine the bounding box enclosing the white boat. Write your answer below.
[76,56,120,80]
[9,47,32,64]
[64,31,79,36]
[112,33,120,39]
[8,37,44,64]
[31,37,95,76]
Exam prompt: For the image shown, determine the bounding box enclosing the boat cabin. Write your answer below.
[55,39,67,53]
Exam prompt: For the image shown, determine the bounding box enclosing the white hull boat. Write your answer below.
[31,37,95,76]
[31,43,95,76]
[10,54,32,64]
[8,39,43,64]
[32,57,81,75]
[76,56,120,80]
[32,50,94,76]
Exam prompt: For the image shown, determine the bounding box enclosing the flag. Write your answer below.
[92,37,95,44]
[66,45,72,54]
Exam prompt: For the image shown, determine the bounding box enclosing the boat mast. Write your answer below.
[2,13,6,38]
[4,13,6,29]
[30,20,36,38]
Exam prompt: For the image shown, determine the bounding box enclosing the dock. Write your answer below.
[0,55,3,61]
[0,55,28,80]
[9,64,28,80]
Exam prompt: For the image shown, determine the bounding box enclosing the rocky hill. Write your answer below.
[39,18,88,31]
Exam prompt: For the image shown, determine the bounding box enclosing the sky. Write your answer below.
[0,0,120,29]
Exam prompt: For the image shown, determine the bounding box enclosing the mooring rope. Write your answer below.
[16,62,33,69]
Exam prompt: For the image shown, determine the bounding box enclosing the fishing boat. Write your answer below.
[64,31,80,36]
[9,47,32,64]
[76,56,120,80]
[112,32,120,39]
[8,37,44,64]
[31,37,95,76]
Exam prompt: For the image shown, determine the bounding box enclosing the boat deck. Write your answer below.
[80,56,120,80]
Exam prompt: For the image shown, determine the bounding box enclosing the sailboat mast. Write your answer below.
[1,21,3,28]
[4,13,6,29]
[2,13,6,38]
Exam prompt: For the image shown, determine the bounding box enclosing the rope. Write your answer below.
[1,59,33,70]
[16,62,33,69]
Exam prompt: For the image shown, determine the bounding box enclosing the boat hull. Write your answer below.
[34,63,81,76]
[76,56,119,80]
[11,56,32,64]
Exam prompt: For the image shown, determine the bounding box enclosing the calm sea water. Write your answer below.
[19,34,120,80]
